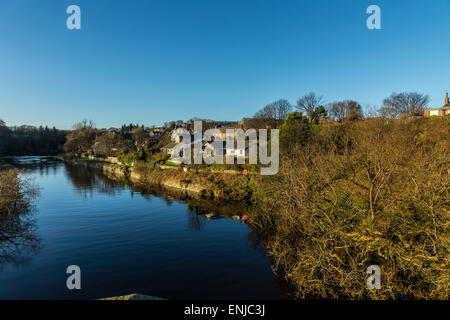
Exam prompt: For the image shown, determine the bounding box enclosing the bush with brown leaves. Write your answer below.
[253,117,449,299]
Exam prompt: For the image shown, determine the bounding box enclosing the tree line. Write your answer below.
[1,91,431,157]
[0,120,67,156]
[63,119,169,159]
[245,91,431,129]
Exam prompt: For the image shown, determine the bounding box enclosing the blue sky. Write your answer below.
[0,0,449,129]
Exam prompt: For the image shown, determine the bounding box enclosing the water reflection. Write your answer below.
[186,210,207,231]
[62,162,252,230]
[63,163,126,198]
[0,213,41,268]
[60,160,276,264]
[60,161,277,277]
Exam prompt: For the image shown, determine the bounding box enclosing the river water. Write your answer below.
[0,157,287,299]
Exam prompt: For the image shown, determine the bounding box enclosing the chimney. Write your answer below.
[446,92,449,105]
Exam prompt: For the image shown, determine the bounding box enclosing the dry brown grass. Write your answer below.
[252,117,449,299]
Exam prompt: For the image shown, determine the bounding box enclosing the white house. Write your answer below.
[424,92,450,117]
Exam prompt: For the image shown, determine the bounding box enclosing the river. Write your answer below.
[0,157,287,299]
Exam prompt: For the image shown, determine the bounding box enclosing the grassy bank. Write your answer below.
[251,117,449,299]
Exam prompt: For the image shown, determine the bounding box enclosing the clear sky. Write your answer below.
[0,0,449,129]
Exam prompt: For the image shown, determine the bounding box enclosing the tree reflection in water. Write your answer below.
[0,212,41,268]
[186,205,208,231]
[63,163,126,198]
[62,162,258,236]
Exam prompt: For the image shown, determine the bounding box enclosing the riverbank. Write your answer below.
[64,158,254,202]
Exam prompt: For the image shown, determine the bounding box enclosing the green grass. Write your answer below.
[163,160,179,167]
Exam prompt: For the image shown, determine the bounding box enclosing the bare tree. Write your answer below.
[296,92,324,118]
[380,92,429,118]
[327,100,363,121]
[273,99,292,120]
[132,127,148,149]
[64,120,98,156]
[253,99,292,128]
[363,105,381,119]
[73,119,95,130]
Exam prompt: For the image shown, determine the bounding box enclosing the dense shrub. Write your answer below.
[253,117,449,299]
[117,151,137,166]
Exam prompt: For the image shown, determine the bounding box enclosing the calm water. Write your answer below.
[0,157,287,299]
